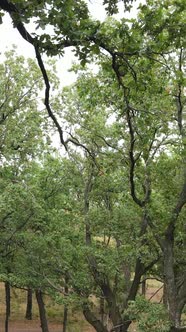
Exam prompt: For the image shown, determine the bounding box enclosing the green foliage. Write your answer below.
[0,1,186,330]
[0,48,47,162]
[126,296,170,332]
[103,0,134,14]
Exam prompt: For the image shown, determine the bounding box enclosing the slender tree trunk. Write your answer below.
[163,239,178,329]
[25,288,32,320]
[35,290,49,332]
[5,282,11,316]
[5,313,9,332]
[62,274,69,332]
[5,282,11,332]
[62,305,68,332]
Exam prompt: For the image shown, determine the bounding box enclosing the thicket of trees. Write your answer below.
[0,1,185,332]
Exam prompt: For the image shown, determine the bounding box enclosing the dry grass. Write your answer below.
[145,279,163,303]
[0,280,170,332]
[0,283,94,332]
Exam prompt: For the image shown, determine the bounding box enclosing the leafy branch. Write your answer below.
[0,0,67,150]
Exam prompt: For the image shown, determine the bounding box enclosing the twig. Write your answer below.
[148,284,164,301]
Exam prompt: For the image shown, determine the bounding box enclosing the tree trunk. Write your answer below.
[62,305,68,332]
[83,304,109,332]
[25,288,32,320]
[5,282,11,332]
[163,282,168,307]
[62,274,69,332]
[163,239,186,332]
[5,282,11,316]
[100,281,122,329]
[163,239,179,328]
[35,290,49,332]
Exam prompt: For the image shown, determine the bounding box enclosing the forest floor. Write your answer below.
[0,320,95,332]
[0,281,163,332]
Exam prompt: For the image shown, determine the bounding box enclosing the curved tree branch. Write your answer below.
[0,0,67,150]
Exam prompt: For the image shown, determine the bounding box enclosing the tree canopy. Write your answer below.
[0,1,186,332]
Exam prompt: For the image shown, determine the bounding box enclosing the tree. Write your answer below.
[58,4,186,326]
[0,0,135,150]
[0,1,185,331]
[0,49,52,330]
[0,48,48,255]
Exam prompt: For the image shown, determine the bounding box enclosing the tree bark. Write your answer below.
[62,276,69,332]
[163,239,178,325]
[5,282,11,332]
[62,306,68,332]
[83,304,109,332]
[84,168,93,245]
[163,282,168,307]
[163,239,186,331]
[25,288,32,320]
[35,290,49,332]
[100,280,122,329]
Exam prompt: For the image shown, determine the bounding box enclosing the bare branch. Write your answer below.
[126,109,144,207]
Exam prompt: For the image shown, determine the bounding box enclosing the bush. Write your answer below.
[126,296,170,332]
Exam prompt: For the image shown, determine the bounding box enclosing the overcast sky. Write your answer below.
[0,14,78,86]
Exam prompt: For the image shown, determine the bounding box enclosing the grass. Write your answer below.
[3,281,185,332]
[0,282,92,331]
